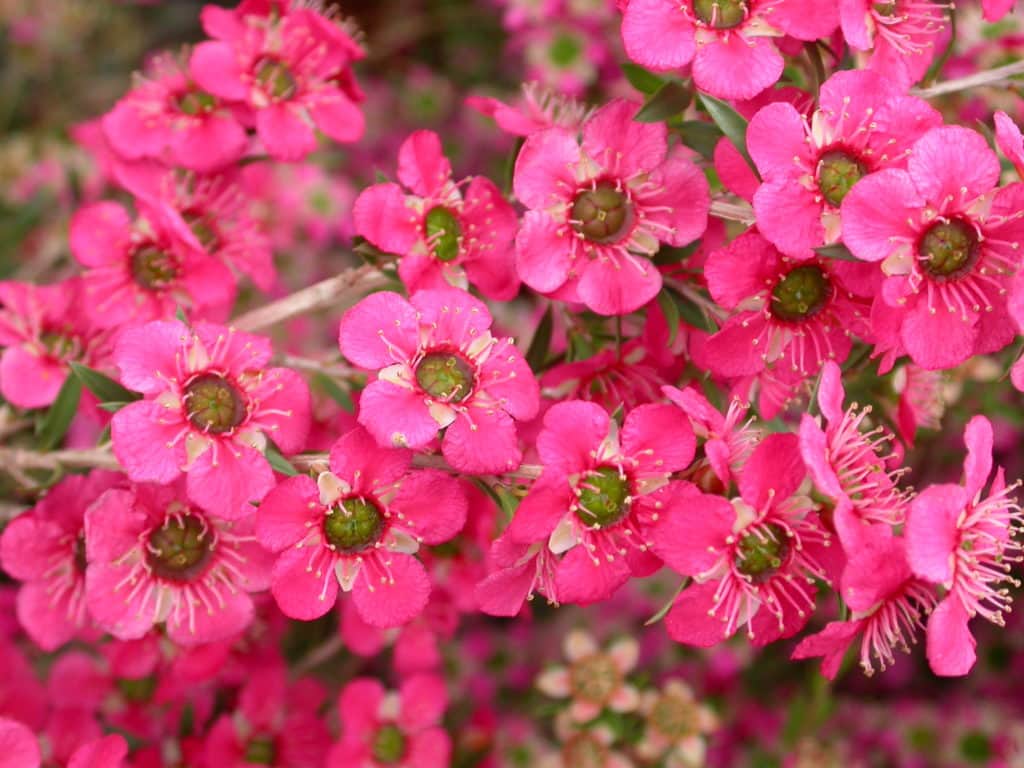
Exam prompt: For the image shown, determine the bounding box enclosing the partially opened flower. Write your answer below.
[513,99,709,315]
[354,130,520,300]
[84,481,273,644]
[466,81,589,137]
[110,320,311,518]
[338,288,539,474]
[256,427,467,627]
[904,416,1023,676]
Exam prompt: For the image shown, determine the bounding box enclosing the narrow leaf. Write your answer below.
[70,362,140,405]
[676,120,723,161]
[635,80,693,123]
[814,243,859,262]
[265,443,299,477]
[645,578,689,626]
[698,93,757,176]
[525,304,554,372]
[656,287,681,347]
[672,289,718,333]
[313,372,355,413]
[97,402,132,413]
[653,240,700,266]
[36,375,82,450]
[621,63,665,95]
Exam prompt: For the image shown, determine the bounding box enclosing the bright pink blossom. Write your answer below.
[338,288,539,474]
[0,718,40,768]
[652,434,836,647]
[747,70,940,258]
[475,531,562,617]
[0,471,120,651]
[905,416,1022,676]
[841,126,1024,370]
[466,82,589,137]
[84,481,273,644]
[329,675,450,768]
[256,427,467,627]
[504,400,696,605]
[839,0,947,87]
[354,130,520,300]
[513,99,709,315]
[191,1,365,161]
[110,320,311,518]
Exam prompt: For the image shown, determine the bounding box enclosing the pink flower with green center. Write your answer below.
[905,416,1023,676]
[338,288,539,474]
[513,98,709,315]
[839,0,948,88]
[257,428,467,627]
[110,320,311,518]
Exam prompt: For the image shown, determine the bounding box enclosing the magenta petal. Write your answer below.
[840,169,921,262]
[442,406,522,474]
[582,99,667,176]
[330,426,412,489]
[69,202,131,268]
[962,416,994,500]
[701,317,768,378]
[171,113,248,173]
[353,184,420,256]
[665,581,732,647]
[257,103,317,162]
[400,674,447,731]
[639,151,710,247]
[907,126,1000,204]
[926,597,977,677]
[257,475,320,552]
[649,484,733,576]
[770,0,838,39]
[995,111,1024,177]
[113,320,187,395]
[397,130,451,196]
[692,37,783,101]
[339,292,420,369]
[537,400,608,475]
[621,0,695,71]
[799,415,843,500]
[739,433,805,510]
[577,252,662,316]
[752,179,822,258]
[791,620,861,680]
[17,582,80,652]
[553,545,631,605]
[186,441,275,519]
[309,90,365,144]
[747,102,810,180]
[67,735,128,768]
[110,401,186,484]
[0,516,63,580]
[901,302,979,370]
[351,552,430,628]
[271,546,338,620]
[391,469,467,544]
[85,562,156,640]
[0,718,40,768]
[817,360,846,424]
[475,559,536,617]
[358,380,439,451]
[514,210,574,294]
[165,586,252,646]
[512,128,579,210]
[0,347,67,410]
[188,41,247,100]
[906,484,965,584]
[477,338,539,422]
[255,367,311,454]
[506,481,572,545]
[621,403,695,474]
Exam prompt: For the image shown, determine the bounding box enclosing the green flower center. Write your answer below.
[561,734,608,768]
[570,653,621,704]
[244,737,276,765]
[183,373,247,434]
[177,88,217,116]
[650,693,699,740]
[917,219,979,281]
[424,206,462,263]
[550,32,583,67]
[571,183,634,244]
[147,514,213,581]
[735,523,790,583]
[116,675,157,703]
[131,243,178,289]
[770,264,832,322]
[816,149,866,208]
[323,498,384,553]
[255,58,297,100]
[372,724,407,764]
[182,209,220,252]
[415,351,475,402]
[874,1,898,16]
[576,467,631,528]
[693,0,748,29]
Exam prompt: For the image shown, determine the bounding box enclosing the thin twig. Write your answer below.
[710,198,755,226]
[0,446,121,471]
[913,59,1024,98]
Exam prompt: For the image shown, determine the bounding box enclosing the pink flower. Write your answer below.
[700,232,867,381]
[798,361,908,551]
[905,416,1022,676]
[513,99,709,315]
[535,630,640,722]
[338,288,539,474]
[354,130,520,300]
[503,400,696,605]
[69,201,236,328]
[892,363,944,444]
[621,0,837,100]
[841,126,1024,370]
[994,110,1024,178]
[0,718,40,768]
[191,1,365,161]
[839,0,947,88]
[474,531,562,617]
[110,320,311,518]
[101,51,247,173]
[328,675,450,768]
[83,481,273,644]
[0,279,114,410]
[68,735,129,768]
[792,532,937,678]
[0,471,121,651]
[747,70,940,258]
[466,82,589,137]
[652,434,836,647]
[256,427,467,627]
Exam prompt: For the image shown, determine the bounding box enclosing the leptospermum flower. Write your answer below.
[338,288,539,474]
[69,201,236,328]
[466,81,589,137]
[799,361,909,551]
[841,126,1024,370]
[651,434,836,647]
[503,400,696,605]
[0,471,121,651]
[190,0,365,161]
[256,428,467,627]
[905,416,1023,676]
[101,51,247,173]
[699,232,867,381]
[84,481,273,644]
[354,130,520,300]
[635,680,718,767]
[329,675,450,768]
[513,98,709,315]
[839,0,947,88]
[110,320,311,518]
[621,0,838,100]
[746,70,941,258]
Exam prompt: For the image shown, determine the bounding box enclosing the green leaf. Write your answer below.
[525,305,554,372]
[621,63,665,95]
[312,372,355,412]
[814,243,859,261]
[175,305,188,325]
[645,578,689,626]
[70,363,140,405]
[656,287,681,347]
[677,120,722,161]
[97,402,133,413]
[653,240,700,266]
[670,288,718,333]
[635,80,693,123]
[698,93,757,177]
[36,375,82,450]
[265,443,299,477]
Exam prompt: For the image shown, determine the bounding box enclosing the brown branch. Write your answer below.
[913,59,1024,99]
